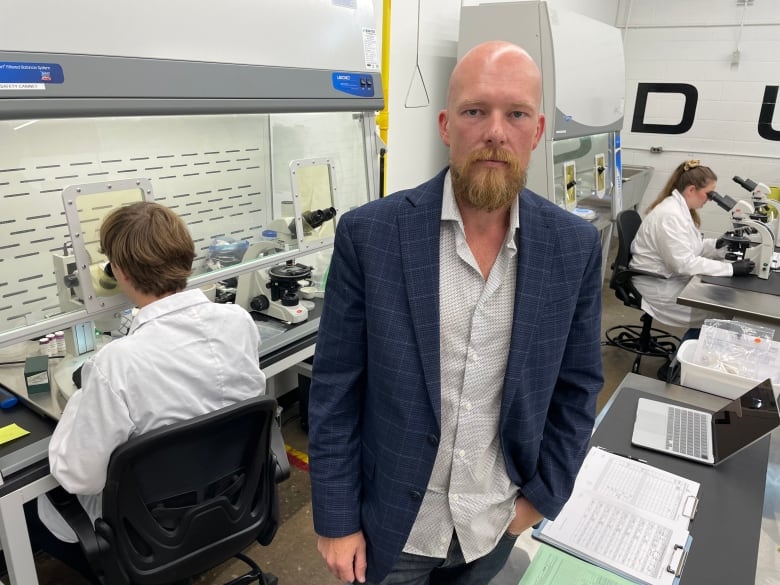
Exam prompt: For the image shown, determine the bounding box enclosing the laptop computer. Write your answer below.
[631,379,780,465]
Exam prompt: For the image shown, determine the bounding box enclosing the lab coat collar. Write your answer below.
[129,288,211,334]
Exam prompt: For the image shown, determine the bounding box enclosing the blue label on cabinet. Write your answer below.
[332,72,375,97]
[0,61,64,84]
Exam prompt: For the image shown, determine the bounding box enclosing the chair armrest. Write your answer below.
[46,487,104,575]
[270,419,290,483]
[613,263,665,280]
[613,266,665,289]
[629,267,666,279]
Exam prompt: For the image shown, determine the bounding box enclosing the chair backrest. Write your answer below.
[609,209,644,308]
[96,396,279,585]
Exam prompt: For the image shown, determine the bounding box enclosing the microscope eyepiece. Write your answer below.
[733,175,758,192]
[707,190,738,212]
[302,207,337,230]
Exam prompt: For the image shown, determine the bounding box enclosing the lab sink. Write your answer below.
[621,165,654,211]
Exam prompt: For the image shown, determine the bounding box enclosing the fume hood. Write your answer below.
[0,0,384,348]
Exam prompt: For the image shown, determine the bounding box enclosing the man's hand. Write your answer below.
[317,531,368,583]
[506,497,544,537]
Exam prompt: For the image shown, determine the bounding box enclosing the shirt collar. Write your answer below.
[442,170,520,251]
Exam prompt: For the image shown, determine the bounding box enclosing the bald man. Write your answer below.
[309,41,604,585]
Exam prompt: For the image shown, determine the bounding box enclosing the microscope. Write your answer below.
[237,260,313,323]
[732,175,780,235]
[708,190,774,280]
[235,207,336,323]
[264,207,337,250]
[52,250,124,351]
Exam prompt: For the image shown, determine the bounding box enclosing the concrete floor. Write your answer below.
[19,237,687,585]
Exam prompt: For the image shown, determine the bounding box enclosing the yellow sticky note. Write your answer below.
[0,423,30,445]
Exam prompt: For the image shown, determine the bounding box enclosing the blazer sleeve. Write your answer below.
[518,229,604,518]
[308,215,367,538]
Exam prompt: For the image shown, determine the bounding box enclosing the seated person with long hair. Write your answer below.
[630,159,753,342]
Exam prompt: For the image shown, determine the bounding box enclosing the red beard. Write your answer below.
[451,148,527,211]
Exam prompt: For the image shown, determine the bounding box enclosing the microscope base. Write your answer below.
[258,300,308,324]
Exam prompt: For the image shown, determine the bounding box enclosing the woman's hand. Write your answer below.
[732,259,755,276]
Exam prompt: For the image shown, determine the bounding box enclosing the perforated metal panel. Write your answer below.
[0,115,271,331]
[0,110,374,344]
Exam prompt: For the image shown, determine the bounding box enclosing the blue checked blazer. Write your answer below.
[308,168,604,582]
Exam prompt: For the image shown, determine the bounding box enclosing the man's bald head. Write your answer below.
[447,41,542,110]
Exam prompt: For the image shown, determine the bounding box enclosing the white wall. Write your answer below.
[377,0,619,195]
[617,0,780,237]
[380,0,459,193]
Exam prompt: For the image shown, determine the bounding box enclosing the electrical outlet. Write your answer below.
[650,146,663,153]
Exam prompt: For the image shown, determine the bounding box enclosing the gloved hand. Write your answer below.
[731,259,755,276]
[715,237,727,249]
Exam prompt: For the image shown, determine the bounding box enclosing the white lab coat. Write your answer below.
[38,288,266,542]
[630,190,732,328]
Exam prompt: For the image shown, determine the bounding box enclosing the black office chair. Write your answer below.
[47,396,289,585]
[604,209,679,375]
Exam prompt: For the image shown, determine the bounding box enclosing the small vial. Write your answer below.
[38,337,50,356]
[261,229,279,256]
[54,331,66,354]
[45,334,56,356]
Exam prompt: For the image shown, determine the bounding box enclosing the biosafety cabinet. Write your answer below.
[459,1,626,217]
[0,0,383,348]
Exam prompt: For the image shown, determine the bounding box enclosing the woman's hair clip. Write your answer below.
[683,159,700,172]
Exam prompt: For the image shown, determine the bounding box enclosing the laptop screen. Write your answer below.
[713,380,779,462]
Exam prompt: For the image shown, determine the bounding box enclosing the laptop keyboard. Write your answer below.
[666,406,709,459]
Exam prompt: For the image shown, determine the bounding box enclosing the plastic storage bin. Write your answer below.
[677,339,779,399]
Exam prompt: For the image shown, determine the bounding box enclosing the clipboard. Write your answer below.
[533,526,692,585]
[532,447,699,585]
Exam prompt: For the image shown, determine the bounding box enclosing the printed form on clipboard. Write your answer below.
[533,446,699,585]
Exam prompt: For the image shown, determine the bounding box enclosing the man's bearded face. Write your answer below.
[450,147,527,212]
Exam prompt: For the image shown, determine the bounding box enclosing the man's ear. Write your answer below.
[531,113,545,150]
[438,110,451,147]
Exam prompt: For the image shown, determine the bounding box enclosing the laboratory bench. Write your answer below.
[678,274,780,329]
[591,373,778,584]
[492,372,779,585]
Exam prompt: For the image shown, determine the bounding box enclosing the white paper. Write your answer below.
[538,447,699,585]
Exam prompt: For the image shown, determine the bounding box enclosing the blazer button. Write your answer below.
[410,491,422,501]
[427,434,439,446]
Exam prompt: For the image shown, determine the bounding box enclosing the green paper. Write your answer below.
[519,544,635,585]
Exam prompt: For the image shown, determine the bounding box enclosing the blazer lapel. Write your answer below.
[397,174,445,425]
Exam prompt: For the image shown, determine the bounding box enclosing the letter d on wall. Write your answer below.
[631,83,698,135]
[758,85,780,141]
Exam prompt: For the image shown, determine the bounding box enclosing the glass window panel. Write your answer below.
[0,110,374,340]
